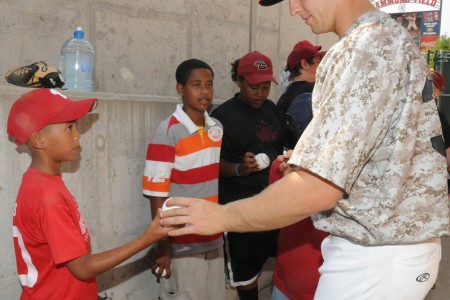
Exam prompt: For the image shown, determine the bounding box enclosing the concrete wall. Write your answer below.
[0,0,337,101]
[0,1,339,299]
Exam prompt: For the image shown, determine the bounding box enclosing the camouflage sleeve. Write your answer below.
[289,45,405,193]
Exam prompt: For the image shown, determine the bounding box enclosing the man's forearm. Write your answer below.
[222,169,342,232]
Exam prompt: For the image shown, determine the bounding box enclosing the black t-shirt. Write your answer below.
[211,94,286,204]
[438,110,450,148]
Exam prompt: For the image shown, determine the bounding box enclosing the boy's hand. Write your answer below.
[239,152,260,176]
[143,210,173,242]
[145,209,183,280]
[151,239,171,280]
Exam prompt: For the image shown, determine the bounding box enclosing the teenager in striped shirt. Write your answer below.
[143,59,226,300]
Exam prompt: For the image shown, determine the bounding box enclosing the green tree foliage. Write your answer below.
[425,34,450,68]
[434,34,450,50]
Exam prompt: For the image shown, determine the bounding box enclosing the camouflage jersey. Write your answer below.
[289,10,449,245]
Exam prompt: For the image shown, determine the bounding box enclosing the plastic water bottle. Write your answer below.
[60,27,94,92]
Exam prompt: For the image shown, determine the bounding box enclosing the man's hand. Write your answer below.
[159,198,226,236]
[277,148,294,174]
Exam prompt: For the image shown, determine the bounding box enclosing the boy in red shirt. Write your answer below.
[7,88,171,299]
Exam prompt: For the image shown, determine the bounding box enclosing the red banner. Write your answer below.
[420,35,439,51]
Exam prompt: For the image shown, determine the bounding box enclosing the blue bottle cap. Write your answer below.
[74,27,84,39]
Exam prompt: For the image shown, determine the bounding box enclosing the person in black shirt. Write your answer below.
[211,51,286,300]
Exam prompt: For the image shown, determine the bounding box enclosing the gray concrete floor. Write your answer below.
[425,236,450,300]
[225,237,450,300]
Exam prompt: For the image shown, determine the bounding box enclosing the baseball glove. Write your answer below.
[4,61,65,88]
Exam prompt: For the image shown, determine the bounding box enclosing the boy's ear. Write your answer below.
[29,131,46,149]
[300,58,310,70]
[176,83,184,96]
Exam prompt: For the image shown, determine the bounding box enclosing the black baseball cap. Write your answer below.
[258,0,284,6]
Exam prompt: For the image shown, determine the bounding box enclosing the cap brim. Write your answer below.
[244,74,278,85]
[51,98,98,124]
[259,0,284,6]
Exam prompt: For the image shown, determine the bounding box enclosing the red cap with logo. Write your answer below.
[287,40,326,71]
[430,70,445,92]
[7,88,97,145]
[237,51,277,85]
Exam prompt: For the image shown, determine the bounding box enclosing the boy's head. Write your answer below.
[175,59,215,113]
[230,52,276,109]
[7,88,97,145]
[235,51,277,85]
[175,59,214,86]
[287,40,325,69]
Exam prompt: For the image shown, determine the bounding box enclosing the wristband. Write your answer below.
[235,163,241,177]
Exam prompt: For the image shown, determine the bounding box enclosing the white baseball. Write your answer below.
[162,197,183,211]
[154,267,167,277]
[255,153,270,170]
[161,198,190,227]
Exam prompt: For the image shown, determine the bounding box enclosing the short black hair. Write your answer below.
[286,56,315,80]
[175,59,214,85]
[230,59,245,83]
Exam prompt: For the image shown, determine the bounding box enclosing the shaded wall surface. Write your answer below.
[0,0,337,101]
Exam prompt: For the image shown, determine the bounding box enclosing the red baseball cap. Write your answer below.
[259,0,284,6]
[287,40,326,71]
[430,70,445,92]
[7,88,97,145]
[237,51,277,85]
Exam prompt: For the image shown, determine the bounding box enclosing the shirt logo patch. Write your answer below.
[208,126,223,142]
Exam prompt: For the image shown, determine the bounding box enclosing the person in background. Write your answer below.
[276,40,326,148]
[431,70,450,171]
[210,51,286,300]
[142,59,226,300]
[161,0,449,299]
[405,12,418,34]
[431,70,445,99]
[8,88,171,300]
[271,40,328,300]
